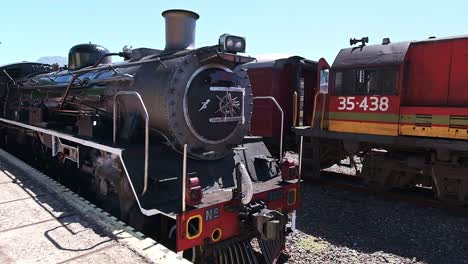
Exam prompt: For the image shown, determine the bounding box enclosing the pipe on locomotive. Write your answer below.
[237,162,254,205]
[59,9,199,110]
[162,9,199,51]
[59,52,125,109]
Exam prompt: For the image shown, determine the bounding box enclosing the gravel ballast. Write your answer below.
[283,183,468,264]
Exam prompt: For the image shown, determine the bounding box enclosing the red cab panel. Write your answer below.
[245,56,324,139]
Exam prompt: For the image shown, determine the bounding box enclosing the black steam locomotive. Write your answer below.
[0,10,300,263]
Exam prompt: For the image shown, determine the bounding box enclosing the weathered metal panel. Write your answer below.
[332,41,410,68]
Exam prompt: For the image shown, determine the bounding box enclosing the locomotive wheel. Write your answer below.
[361,152,394,191]
[302,139,344,180]
[168,224,198,263]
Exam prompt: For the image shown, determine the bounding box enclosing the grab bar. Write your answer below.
[311,91,326,130]
[253,96,284,160]
[182,144,188,212]
[113,91,150,196]
[293,91,298,127]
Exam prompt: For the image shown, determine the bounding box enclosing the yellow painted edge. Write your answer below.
[399,125,468,140]
[287,188,297,206]
[186,215,203,240]
[329,120,398,136]
[211,228,222,242]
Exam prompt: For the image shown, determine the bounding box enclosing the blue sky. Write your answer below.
[0,0,466,65]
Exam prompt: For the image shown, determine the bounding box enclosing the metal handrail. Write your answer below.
[311,91,327,130]
[113,91,150,196]
[292,91,298,127]
[298,136,304,181]
[182,144,188,212]
[253,96,284,160]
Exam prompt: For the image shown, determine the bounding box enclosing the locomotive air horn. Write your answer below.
[350,36,369,46]
[162,9,200,51]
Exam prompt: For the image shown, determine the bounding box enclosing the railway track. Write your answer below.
[306,169,468,217]
[0,148,189,263]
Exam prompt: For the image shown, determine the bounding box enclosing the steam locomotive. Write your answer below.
[0,10,300,263]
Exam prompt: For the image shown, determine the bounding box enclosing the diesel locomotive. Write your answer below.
[0,10,300,263]
[247,35,468,206]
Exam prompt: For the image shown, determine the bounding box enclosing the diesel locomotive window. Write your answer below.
[333,68,398,95]
[319,69,329,93]
[380,69,398,94]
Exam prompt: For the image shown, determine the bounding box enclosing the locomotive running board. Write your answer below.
[0,117,168,218]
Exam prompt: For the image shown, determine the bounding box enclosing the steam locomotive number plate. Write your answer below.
[205,206,220,222]
[268,189,284,201]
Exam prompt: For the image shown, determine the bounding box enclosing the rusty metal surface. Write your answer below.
[332,41,410,68]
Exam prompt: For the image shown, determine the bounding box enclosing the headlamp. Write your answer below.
[219,34,246,53]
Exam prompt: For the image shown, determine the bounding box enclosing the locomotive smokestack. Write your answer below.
[162,9,199,51]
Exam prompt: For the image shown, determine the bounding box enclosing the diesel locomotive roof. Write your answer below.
[411,34,468,44]
[332,35,468,69]
[332,41,411,68]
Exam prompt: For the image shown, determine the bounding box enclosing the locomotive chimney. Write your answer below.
[162,9,199,51]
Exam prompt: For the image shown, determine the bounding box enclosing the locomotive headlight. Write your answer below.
[219,34,246,53]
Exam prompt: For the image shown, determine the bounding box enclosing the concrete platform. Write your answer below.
[0,149,189,264]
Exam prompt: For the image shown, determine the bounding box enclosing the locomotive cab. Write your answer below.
[245,56,330,141]
[327,35,468,140]
[326,40,409,136]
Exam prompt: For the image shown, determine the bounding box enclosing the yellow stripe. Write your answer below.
[399,125,468,140]
[329,120,398,136]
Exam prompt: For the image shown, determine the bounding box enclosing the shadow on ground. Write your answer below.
[0,158,115,253]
